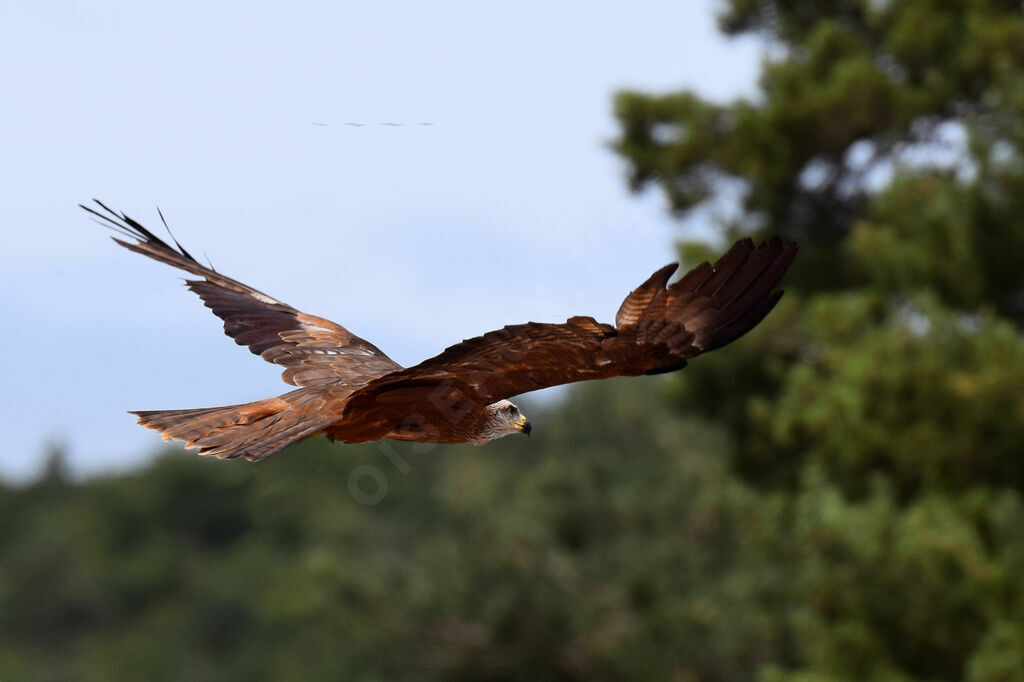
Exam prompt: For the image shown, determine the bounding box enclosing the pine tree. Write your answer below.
[613,2,1024,679]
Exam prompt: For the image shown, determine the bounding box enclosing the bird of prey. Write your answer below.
[82,200,796,462]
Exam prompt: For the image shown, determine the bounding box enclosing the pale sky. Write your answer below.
[1,1,760,481]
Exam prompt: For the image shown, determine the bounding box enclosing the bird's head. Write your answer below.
[482,399,531,441]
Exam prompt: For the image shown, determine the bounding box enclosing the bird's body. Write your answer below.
[83,200,796,461]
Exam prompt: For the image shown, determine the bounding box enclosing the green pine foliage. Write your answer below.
[1,380,797,681]
[612,0,1024,679]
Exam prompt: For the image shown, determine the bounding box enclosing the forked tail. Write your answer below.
[132,392,329,462]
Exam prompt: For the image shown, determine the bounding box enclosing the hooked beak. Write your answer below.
[510,415,532,437]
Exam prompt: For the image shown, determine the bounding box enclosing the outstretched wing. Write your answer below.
[83,200,402,387]
[341,238,796,424]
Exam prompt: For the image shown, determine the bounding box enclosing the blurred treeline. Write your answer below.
[4,1,1024,679]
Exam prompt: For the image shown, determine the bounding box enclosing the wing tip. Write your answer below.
[83,199,201,266]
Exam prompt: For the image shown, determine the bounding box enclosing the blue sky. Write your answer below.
[1,1,760,480]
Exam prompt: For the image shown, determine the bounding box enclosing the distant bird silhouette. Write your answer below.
[329,121,437,128]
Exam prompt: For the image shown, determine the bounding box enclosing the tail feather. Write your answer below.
[131,395,327,461]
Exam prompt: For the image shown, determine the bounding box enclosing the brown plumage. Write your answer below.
[83,200,797,460]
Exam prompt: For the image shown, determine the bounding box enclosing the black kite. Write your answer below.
[83,200,797,461]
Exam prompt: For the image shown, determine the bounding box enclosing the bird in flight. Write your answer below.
[83,200,796,462]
